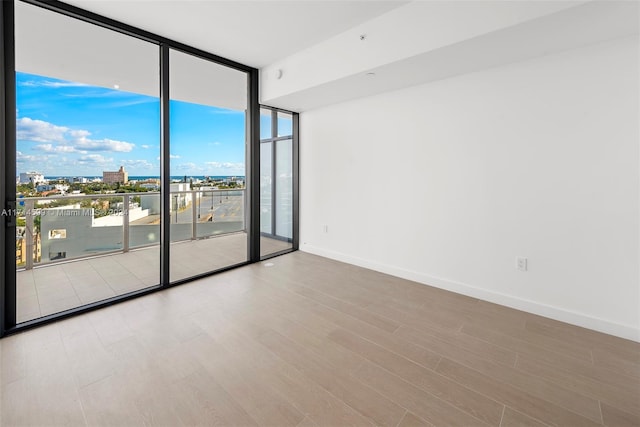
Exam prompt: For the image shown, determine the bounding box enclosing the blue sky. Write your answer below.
[16,72,247,177]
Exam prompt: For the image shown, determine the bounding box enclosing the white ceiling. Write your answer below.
[260,0,639,111]
[62,0,408,68]
[16,1,246,110]
[17,0,637,113]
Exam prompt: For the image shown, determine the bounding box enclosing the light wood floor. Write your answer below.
[2,251,639,426]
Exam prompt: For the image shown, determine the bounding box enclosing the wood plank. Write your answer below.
[450,352,602,423]
[394,324,517,367]
[500,407,549,427]
[191,313,375,427]
[353,360,493,426]
[591,348,640,380]
[183,334,305,427]
[397,411,435,427]
[256,329,406,427]
[296,415,319,427]
[461,316,593,362]
[170,369,260,427]
[303,300,442,369]
[278,280,402,333]
[365,300,463,332]
[525,316,640,360]
[516,354,640,417]
[397,324,602,422]
[461,323,593,363]
[329,328,503,426]
[436,358,602,427]
[601,402,640,427]
[515,349,638,393]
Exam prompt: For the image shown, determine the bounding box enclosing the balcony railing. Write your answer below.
[16,188,245,270]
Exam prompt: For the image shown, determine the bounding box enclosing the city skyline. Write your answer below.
[16,71,247,177]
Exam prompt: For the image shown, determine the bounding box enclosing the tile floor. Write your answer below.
[2,251,638,426]
[16,233,291,323]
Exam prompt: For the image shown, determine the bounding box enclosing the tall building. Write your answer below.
[102,165,128,184]
[18,171,45,185]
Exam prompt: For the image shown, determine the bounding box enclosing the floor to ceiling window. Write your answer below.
[260,107,298,258]
[13,0,161,323]
[0,0,298,337]
[169,49,248,282]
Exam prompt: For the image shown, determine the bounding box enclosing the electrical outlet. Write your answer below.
[516,256,528,272]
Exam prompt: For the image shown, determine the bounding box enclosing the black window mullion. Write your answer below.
[292,113,299,250]
[248,68,260,262]
[1,0,17,337]
[271,111,277,237]
[160,44,170,286]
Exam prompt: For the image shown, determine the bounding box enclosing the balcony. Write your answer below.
[15,189,291,323]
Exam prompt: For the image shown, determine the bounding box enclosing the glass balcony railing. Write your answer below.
[15,189,245,270]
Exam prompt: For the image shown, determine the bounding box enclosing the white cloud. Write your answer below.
[205,161,245,170]
[178,162,197,169]
[17,117,68,143]
[16,151,37,162]
[210,109,244,116]
[34,144,79,153]
[19,80,89,88]
[141,145,152,149]
[69,129,90,138]
[170,154,180,159]
[122,159,155,170]
[18,117,135,153]
[74,137,134,152]
[16,151,54,165]
[77,154,112,165]
[173,162,203,172]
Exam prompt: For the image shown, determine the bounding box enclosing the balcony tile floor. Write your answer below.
[17,234,291,323]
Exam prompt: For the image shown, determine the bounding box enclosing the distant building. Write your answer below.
[139,178,160,191]
[36,184,54,192]
[103,166,128,184]
[19,172,46,185]
[54,184,69,193]
[170,182,192,211]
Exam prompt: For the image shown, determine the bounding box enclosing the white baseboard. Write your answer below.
[300,244,640,343]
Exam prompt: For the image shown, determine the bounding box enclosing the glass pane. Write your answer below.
[276,139,293,239]
[277,111,293,137]
[169,49,248,282]
[260,142,273,236]
[15,2,160,323]
[260,132,293,257]
[260,108,272,139]
[130,193,160,248]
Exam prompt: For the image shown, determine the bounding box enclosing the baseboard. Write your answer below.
[301,244,640,343]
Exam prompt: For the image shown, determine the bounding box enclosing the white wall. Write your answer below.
[299,36,640,341]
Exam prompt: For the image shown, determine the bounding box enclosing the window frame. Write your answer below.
[258,105,299,260]
[0,0,295,337]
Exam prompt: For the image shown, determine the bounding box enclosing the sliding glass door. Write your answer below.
[169,49,248,282]
[13,1,161,323]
